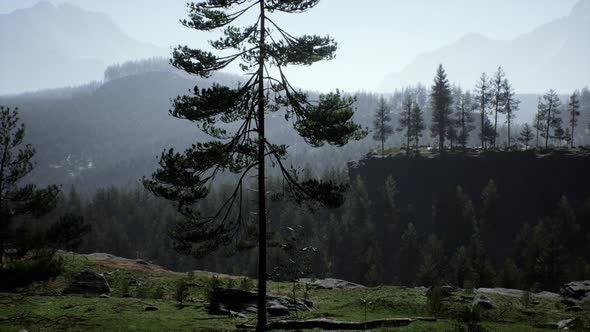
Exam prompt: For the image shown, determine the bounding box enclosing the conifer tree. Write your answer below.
[538,90,562,149]
[0,106,61,265]
[474,73,492,149]
[373,97,393,155]
[400,222,419,286]
[568,91,581,148]
[456,91,476,149]
[490,67,506,149]
[142,2,365,328]
[430,65,453,153]
[502,78,520,147]
[518,123,534,150]
[533,107,543,148]
[410,102,426,150]
[397,95,413,154]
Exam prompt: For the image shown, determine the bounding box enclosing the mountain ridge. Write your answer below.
[0,1,166,94]
[380,0,590,93]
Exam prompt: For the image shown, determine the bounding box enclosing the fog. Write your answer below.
[0,0,586,94]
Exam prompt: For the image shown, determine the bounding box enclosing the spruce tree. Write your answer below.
[430,65,453,153]
[538,90,562,149]
[533,107,543,148]
[0,106,61,265]
[490,67,506,149]
[502,78,520,147]
[399,222,419,286]
[518,123,534,150]
[142,1,365,328]
[474,73,492,149]
[568,91,581,148]
[456,91,476,150]
[410,102,426,150]
[373,97,393,155]
[397,95,413,155]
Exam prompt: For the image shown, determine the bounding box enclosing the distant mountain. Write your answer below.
[0,64,374,190]
[0,1,166,94]
[381,0,590,94]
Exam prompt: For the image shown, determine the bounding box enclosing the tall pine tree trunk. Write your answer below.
[571,114,575,148]
[480,102,485,150]
[256,1,267,329]
[493,102,499,149]
[545,108,551,149]
[507,113,511,147]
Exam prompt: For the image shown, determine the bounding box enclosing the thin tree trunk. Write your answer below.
[493,102,499,149]
[480,100,485,150]
[545,107,551,149]
[507,112,511,147]
[256,1,267,330]
[461,102,466,149]
[571,114,575,148]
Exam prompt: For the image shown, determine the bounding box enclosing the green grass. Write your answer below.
[1,254,589,331]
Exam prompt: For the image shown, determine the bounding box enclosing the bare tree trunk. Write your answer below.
[256,1,267,330]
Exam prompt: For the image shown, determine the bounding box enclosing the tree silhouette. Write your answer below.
[142,1,365,328]
[568,91,581,148]
[474,73,492,149]
[0,106,61,265]
[518,123,533,150]
[502,79,520,147]
[490,67,506,149]
[538,90,562,149]
[430,65,453,153]
[373,97,393,155]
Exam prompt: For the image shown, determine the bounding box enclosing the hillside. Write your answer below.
[0,1,166,94]
[381,0,590,93]
[0,252,588,331]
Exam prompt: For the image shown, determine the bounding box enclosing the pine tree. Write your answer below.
[518,123,534,150]
[399,222,419,286]
[491,67,506,149]
[568,91,581,148]
[410,102,426,150]
[430,65,453,153]
[417,234,446,286]
[142,2,365,328]
[502,78,520,147]
[538,90,562,149]
[533,107,543,148]
[456,91,476,149]
[0,106,61,265]
[397,95,413,154]
[474,73,492,149]
[373,97,393,155]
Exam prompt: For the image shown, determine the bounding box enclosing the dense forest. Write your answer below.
[4,58,590,293]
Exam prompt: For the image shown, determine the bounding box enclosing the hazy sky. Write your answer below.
[0,0,580,92]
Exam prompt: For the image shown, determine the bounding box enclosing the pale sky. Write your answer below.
[0,0,580,92]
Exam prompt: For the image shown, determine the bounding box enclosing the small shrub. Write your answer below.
[203,276,223,302]
[135,285,151,299]
[175,278,189,303]
[115,275,130,298]
[239,278,254,292]
[152,286,165,300]
[225,278,236,289]
[454,306,486,332]
[0,253,64,289]
[426,286,444,317]
[520,290,532,308]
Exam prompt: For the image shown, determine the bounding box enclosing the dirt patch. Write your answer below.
[91,258,180,275]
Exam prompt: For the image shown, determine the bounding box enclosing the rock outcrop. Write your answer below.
[208,288,313,317]
[62,269,111,295]
[298,278,367,290]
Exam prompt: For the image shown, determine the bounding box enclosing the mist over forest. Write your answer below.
[1,1,590,331]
